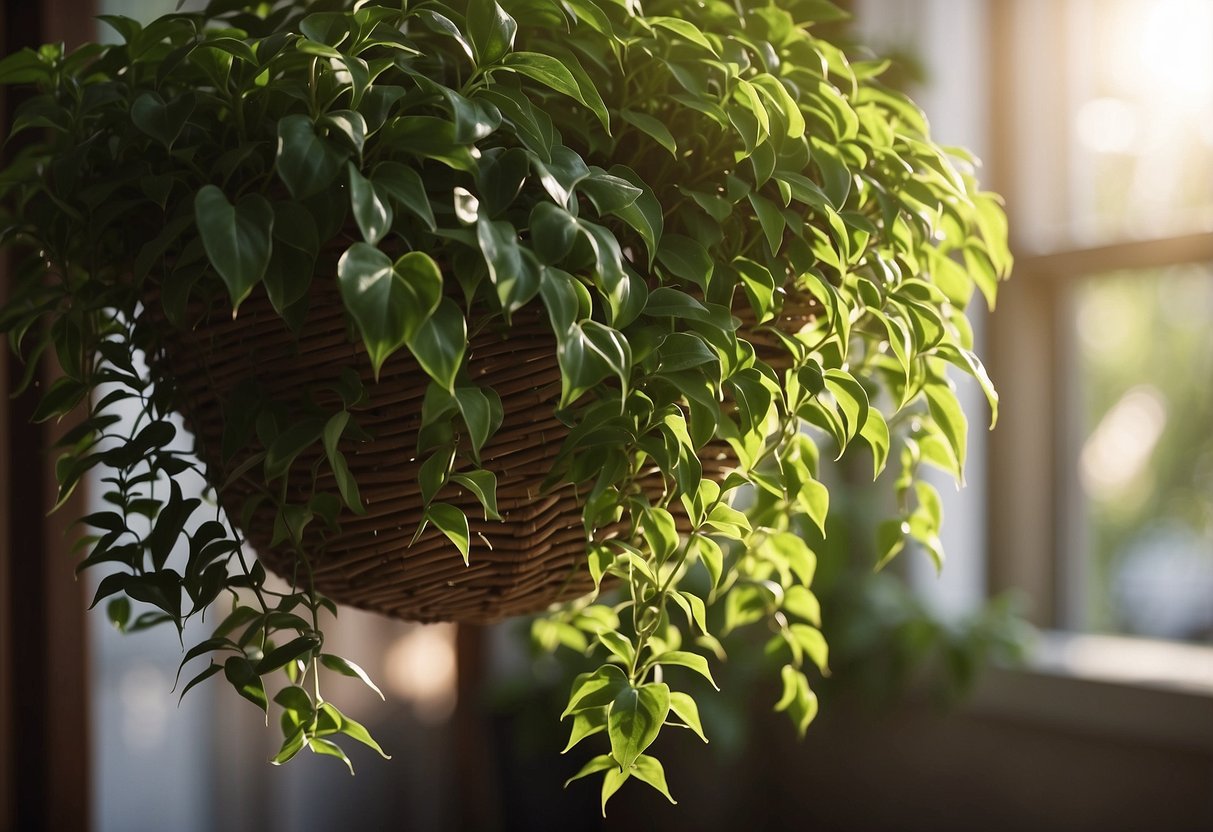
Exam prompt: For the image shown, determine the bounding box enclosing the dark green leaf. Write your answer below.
[337,244,443,378]
[406,298,466,392]
[467,0,517,65]
[276,114,348,199]
[194,185,273,310]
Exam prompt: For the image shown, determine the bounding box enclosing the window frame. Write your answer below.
[982,0,1213,704]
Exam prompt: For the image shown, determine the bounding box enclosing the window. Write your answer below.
[986,0,1213,653]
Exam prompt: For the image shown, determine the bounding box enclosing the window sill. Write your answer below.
[963,631,1213,751]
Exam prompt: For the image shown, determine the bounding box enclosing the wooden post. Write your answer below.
[1,2,96,830]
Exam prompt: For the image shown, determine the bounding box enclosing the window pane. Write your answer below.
[1066,0,1213,244]
[1071,265,1213,641]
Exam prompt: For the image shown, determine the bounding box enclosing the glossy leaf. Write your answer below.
[194,186,273,310]
[608,683,669,771]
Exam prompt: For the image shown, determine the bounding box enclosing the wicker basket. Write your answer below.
[146,281,818,622]
[148,285,601,624]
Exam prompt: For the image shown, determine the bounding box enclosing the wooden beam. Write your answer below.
[1,2,96,831]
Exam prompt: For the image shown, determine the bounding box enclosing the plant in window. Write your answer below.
[0,0,1009,809]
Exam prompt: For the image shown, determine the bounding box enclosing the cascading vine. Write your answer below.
[0,0,1009,809]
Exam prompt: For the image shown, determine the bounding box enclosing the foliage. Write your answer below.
[0,0,1009,808]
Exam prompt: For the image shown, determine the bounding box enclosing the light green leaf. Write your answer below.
[632,754,677,804]
[653,651,718,689]
[565,754,616,786]
[667,691,708,742]
[608,683,670,770]
[690,535,724,590]
[789,624,829,673]
[562,708,607,753]
[925,380,968,480]
[563,664,629,717]
[425,502,470,564]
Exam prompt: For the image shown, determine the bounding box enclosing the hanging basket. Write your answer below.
[146,286,601,624]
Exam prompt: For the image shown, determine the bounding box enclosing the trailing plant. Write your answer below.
[0,0,1009,809]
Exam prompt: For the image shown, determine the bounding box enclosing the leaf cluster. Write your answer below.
[0,0,1009,802]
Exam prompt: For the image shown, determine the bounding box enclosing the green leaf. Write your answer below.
[477,218,539,315]
[529,202,579,265]
[467,0,517,65]
[337,244,443,379]
[130,91,194,148]
[623,112,676,158]
[789,624,829,673]
[652,651,718,689]
[581,321,632,402]
[823,368,870,448]
[194,185,273,310]
[373,161,436,230]
[925,380,968,480]
[859,407,890,478]
[275,114,348,199]
[319,653,385,700]
[774,665,819,737]
[597,630,635,665]
[451,470,501,521]
[265,202,318,315]
[656,234,713,292]
[562,708,607,753]
[600,165,662,265]
[668,691,708,743]
[308,737,354,774]
[347,163,391,245]
[321,702,391,759]
[601,766,629,815]
[875,518,907,570]
[563,664,629,717]
[106,597,131,632]
[648,16,717,53]
[223,656,267,713]
[608,683,670,770]
[406,298,466,392]
[631,755,677,805]
[656,332,718,374]
[565,754,615,786]
[426,502,470,564]
[747,192,785,253]
[419,447,453,505]
[578,172,641,215]
[690,535,724,590]
[255,635,318,675]
[323,412,365,514]
[499,52,605,128]
[272,727,307,766]
[453,386,503,464]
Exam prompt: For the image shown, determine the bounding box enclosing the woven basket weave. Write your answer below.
[146,282,818,622]
[148,285,599,624]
